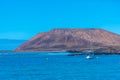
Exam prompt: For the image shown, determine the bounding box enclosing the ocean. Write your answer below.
[0,52,120,80]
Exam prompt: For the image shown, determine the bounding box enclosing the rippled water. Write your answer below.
[0,52,120,80]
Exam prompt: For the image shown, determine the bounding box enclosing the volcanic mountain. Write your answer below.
[15,28,120,53]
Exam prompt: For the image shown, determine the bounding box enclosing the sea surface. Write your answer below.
[0,52,120,80]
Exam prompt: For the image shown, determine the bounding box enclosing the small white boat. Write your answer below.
[86,55,92,59]
[85,29,95,59]
[86,51,94,59]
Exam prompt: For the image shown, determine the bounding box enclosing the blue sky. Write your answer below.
[0,0,120,40]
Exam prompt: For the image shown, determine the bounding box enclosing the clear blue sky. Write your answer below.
[0,0,120,40]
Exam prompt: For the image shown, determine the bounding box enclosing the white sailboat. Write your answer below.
[86,29,94,59]
[86,50,94,59]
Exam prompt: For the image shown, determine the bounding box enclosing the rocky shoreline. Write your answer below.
[14,46,120,55]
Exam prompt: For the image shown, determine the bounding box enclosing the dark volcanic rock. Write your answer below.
[15,28,120,53]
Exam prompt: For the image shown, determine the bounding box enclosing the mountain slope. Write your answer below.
[15,28,120,52]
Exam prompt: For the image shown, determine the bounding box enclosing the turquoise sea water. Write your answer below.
[0,52,120,80]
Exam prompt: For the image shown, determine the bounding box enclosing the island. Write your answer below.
[15,28,120,54]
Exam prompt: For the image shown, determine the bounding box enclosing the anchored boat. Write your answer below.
[86,29,95,59]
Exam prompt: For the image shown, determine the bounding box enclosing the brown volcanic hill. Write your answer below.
[15,28,120,52]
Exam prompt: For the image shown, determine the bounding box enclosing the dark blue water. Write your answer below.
[0,52,120,80]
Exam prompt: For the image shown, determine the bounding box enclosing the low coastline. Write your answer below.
[1,46,120,55]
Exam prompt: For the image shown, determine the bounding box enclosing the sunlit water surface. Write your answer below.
[0,52,120,80]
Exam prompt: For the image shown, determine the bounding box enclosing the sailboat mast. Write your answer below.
[89,29,94,51]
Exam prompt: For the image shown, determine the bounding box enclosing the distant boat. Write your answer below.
[86,51,94,59]
[86,29,95,59]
